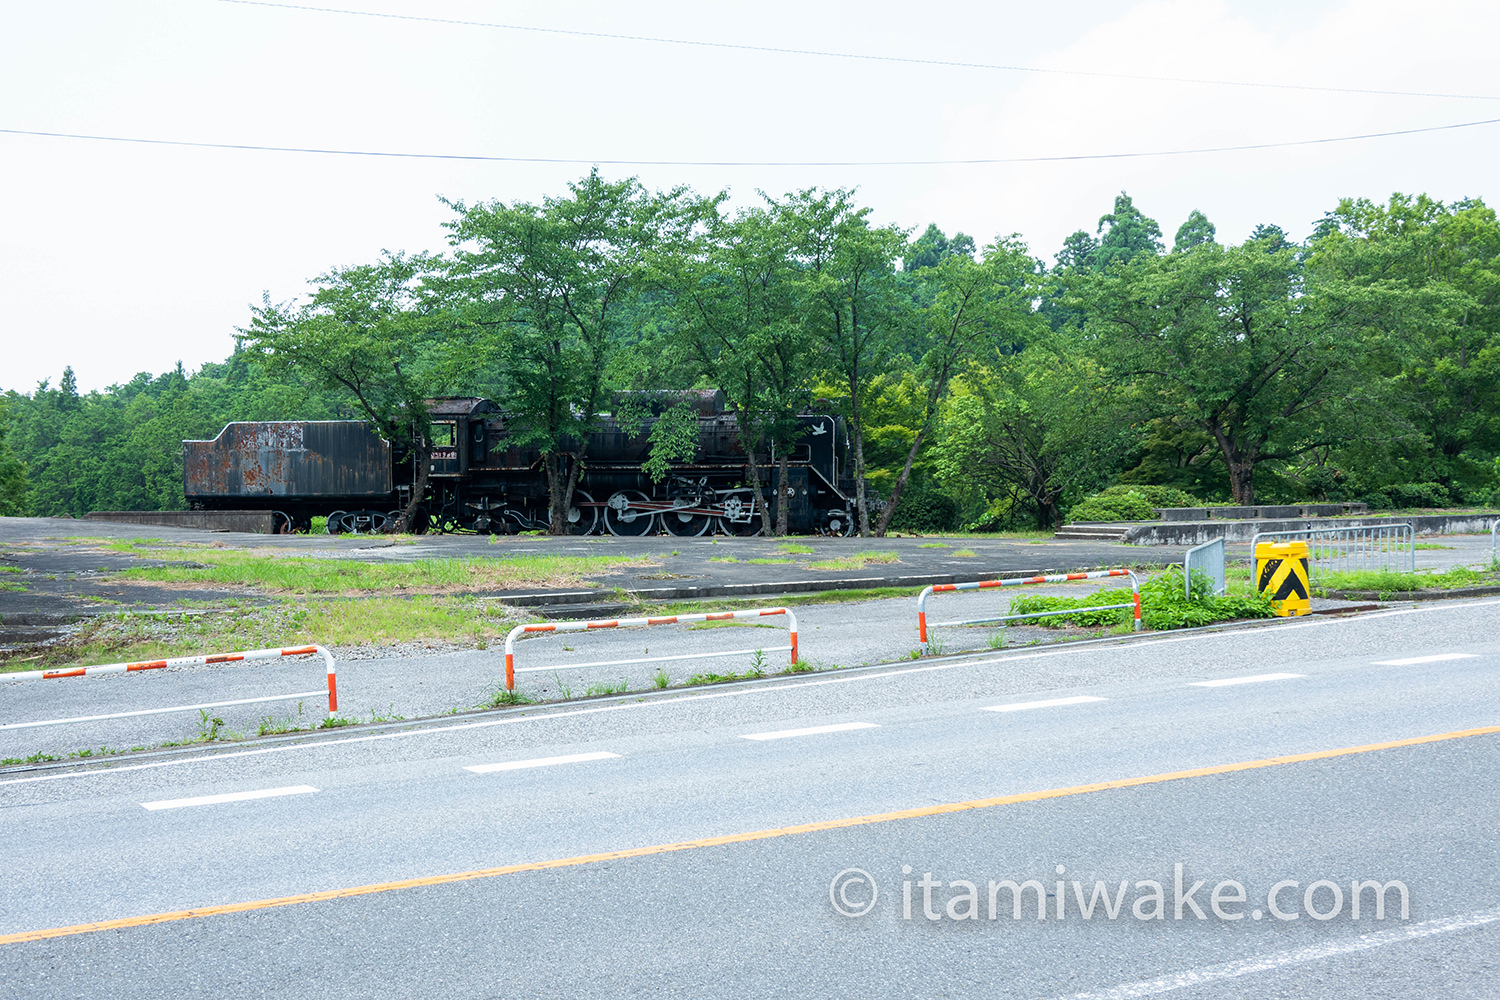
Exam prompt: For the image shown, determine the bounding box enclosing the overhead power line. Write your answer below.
[4,117,1499,167]
[216,0,1500,103]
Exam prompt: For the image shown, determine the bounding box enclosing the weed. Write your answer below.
[653,668,671,689]
[116,547,656,595]
[804,551,901,571]
[195,709,225,742]
[749,648,767,677]
[257,710,307,736]
[777,543,814,555]
[986,630,1006,649]
[686,668,766,685]
[916,543,950,549]
[925,635,949,655]
[951,549,977,558]
[585,679,628,697]
[708,556,739,563]
[489,687,536,706]
[1312,565,1495,593]
[318,716,356,729]
[552,672,573,700]
[782,659,814,674]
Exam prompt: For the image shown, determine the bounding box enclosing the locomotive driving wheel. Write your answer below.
[604,490,657,536]
[662,501,712,537]
[564,490,598,535]
[716,490,762,537]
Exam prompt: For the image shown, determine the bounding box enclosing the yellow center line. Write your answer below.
[5,723,1498,946]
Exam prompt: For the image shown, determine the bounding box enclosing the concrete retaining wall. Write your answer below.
[84,510,277,533]
[1153,503,1366,521]
[1121,513,1499,546]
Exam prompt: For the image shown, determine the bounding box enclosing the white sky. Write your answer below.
[3,0,1497,393]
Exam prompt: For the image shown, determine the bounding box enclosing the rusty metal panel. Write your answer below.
[184,422,392,499]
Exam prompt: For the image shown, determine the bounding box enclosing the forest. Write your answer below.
[2,174,1497,534]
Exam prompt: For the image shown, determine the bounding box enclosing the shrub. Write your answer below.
[888,484,962,532]
[1097,483,1201,508]
[1371,482,1451,510]
[1006,569,1276,630]
[1065,491,1156,523]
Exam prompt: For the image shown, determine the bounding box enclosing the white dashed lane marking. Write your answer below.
[465,751,621,774]
[983,696,1107,713]
[1190,673,1304,688]
[740,722,880,741]
[141,785,319,811]
[1374,653,1479,666]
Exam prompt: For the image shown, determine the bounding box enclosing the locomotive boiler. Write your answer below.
[183,390,858,536]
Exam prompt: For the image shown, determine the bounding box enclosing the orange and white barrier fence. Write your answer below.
[503,608,798,691]
[917,569,1141,655]
[0,645,337,730]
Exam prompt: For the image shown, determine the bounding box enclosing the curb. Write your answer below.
[1315,585,1500,602]
[484,563,1172,609]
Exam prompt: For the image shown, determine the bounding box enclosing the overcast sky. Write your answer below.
[4,0,1498,394]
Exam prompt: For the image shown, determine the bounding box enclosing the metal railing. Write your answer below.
[1183,539,1226,597]
[1249,524,1414,581]
[0,644,338,730]
[916,569,1141,656]
[503,608,798,690]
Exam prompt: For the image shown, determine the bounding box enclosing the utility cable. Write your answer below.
[3,117,1498,167]
[215,0,1500,103]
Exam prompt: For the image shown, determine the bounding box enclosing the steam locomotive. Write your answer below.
[183,390,858,536]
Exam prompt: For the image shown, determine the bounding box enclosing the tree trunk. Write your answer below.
[548,449,587,534]
[852,422,870,537]
[775,454,790,536]
[874,425,927,537]
[1209,425,1259,507]
[736,408,772,536]
[542,453,564,532]
[393,442,431,533]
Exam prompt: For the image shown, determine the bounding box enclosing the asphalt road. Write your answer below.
[3,597,1499,997]
[0,579,1147,760]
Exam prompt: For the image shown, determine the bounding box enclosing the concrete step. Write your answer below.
[1053,527,1131,541]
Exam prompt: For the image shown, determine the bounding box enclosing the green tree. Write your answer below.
[671,202,815,534]
[239,252,445,532]
[442,170,713,533]
[903,223,976,272]
[785,189,911,535]
[874,238,1043,534]
[0,395,29,516]
[1082,238,1387,505]
[1173,210,1217,254]
[1095,192,1163,269]
[1308,194,1500,497]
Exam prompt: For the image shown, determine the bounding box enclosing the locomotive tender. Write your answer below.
[183,390,858,536]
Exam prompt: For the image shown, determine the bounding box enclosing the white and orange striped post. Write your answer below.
[1,645,338,716]
[917,569,1141,655]
[503,608,798,691]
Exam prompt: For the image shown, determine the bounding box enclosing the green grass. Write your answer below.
[1312,565,1498,594]
[686,667,766,685]
[113,546,655,594]
[0,596,528,673]
[584,679,628,697]
[950,549,977,558]
[916,543,950,549]
[804,551,900,571]
[488,686,536,706]
[776,543,814,555]
[1412,542,1453,550]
